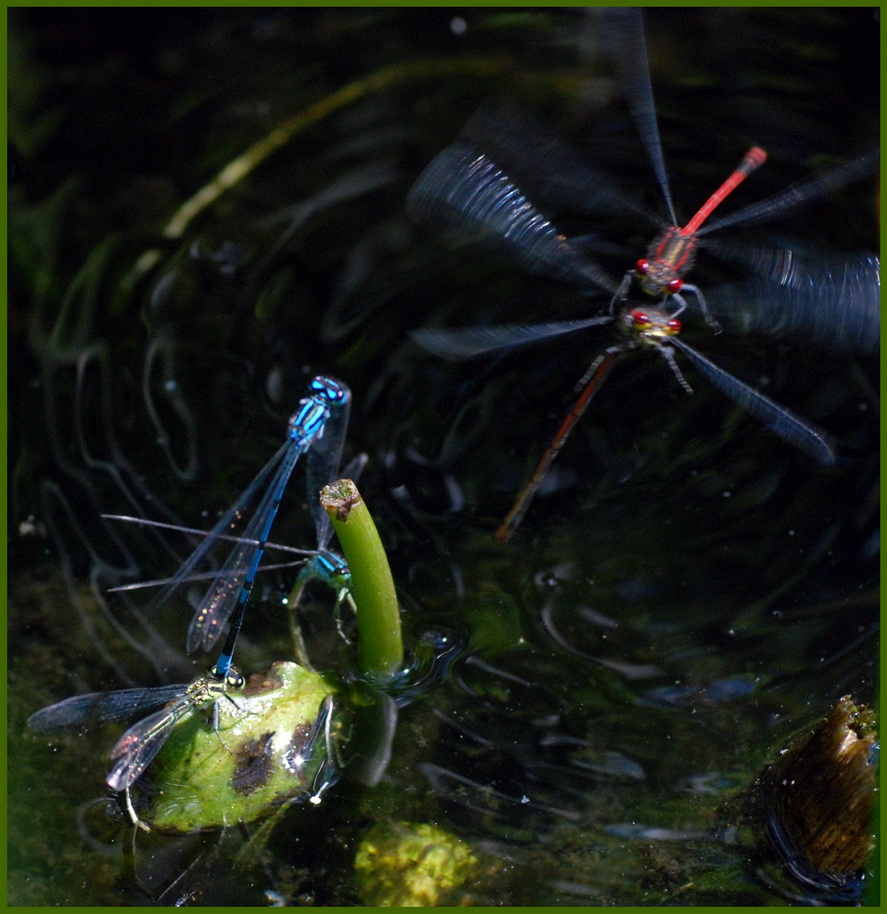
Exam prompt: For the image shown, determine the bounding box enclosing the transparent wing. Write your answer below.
[147,440,289,613]
[305,396,352,551]
[455,99,655,225]
[408,144,617,294]
[27,683,188,733]
[105,701,192,791]
[697,149,878,236]
[707,248,879,356]
[108,559,311,593]
[411,316,613,360]
[187,442,303,653]
[669,336,837,464]
[102,514,318,558]
[600,7,676,224]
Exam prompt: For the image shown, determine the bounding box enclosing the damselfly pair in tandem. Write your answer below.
[407,9,878,541]
[28,376,354,815]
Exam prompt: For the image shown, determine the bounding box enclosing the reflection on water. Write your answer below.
[9,7,877,906]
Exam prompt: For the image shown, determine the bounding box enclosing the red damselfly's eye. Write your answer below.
[635,259,650,275]
[666,278,683,293]
[630,309,651,329]
[667,318,682,332]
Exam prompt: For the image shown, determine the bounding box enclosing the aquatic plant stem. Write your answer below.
[320,479,403,682]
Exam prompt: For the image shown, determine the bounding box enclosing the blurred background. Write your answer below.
[8,8,878,905]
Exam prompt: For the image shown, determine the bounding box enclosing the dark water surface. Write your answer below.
[8,8,878,906]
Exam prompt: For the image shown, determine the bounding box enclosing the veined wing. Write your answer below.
[669,336,837,464]
[697,149,878,236]
[186,441,304,653]
[455,99,656,225]
[600,7,677,224]
[147,439,289,613]
[106,699,196,791]
[305,398,351,552]
[412,316,613,360]
[408,144,617,295]
[27,683,188,733]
